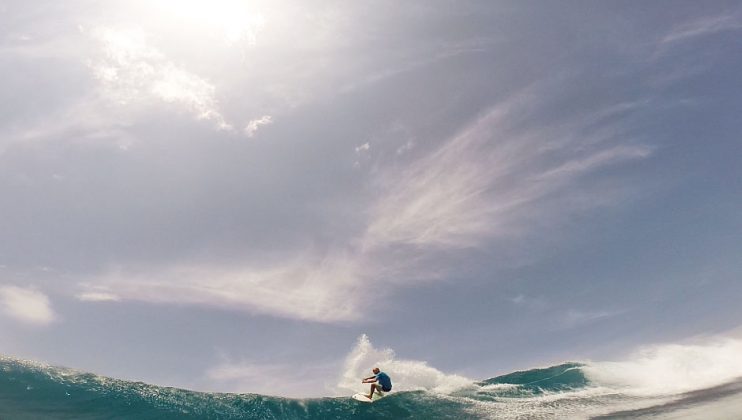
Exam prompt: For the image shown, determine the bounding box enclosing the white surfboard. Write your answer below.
[352,393,373,403]
[352,392,385,403]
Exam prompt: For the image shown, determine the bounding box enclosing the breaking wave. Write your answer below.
[3,337,742,419]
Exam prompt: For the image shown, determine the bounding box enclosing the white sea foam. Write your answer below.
[478,383,519,391]
[335,334,472,395]
[336,334,742,419]
[583,337,742,396]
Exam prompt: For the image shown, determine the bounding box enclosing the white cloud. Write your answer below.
[362,96,652,251]
[396,140,415,155]
[534,145,651,181]
[0,286,55,325]
[660,14,742,45]
[560,309,624,329]
[79,252,365,322]
[354,142,371,167]
[509,294,548,312]
[339,37,499,94]
[76,291,121,302]
[244,115,273,137]
[90,26,232,130]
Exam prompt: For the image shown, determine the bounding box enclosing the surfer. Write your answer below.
[362,367,392,399]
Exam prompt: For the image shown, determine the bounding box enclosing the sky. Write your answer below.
[0,0,741,398]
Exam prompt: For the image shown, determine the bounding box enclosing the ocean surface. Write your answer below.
[2,356,742,419]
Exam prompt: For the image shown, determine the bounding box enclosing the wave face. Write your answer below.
[2,356,742,419]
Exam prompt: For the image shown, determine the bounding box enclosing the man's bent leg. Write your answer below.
[368,383,378,399]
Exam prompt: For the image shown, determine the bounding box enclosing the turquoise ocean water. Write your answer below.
[1,357,741,419]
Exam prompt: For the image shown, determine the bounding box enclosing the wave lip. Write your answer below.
[476,363,588,396]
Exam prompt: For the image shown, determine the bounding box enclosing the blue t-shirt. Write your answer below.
[376,372,392,390]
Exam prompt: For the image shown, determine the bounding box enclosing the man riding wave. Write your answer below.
[362,367,392,399]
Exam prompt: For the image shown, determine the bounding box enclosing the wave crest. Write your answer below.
[335,334,472,395]
[584,337,742,396]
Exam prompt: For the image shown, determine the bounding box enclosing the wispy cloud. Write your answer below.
[76,291,121,302]
[560,308,625,329]
[78,85,653,323]
[339,37,498,93]
[660,13,742,45]
[89,26,232,131]
[645,12,742,97]
[244,115,273,138]
[353,142,371,167]
[510,294,549,312]
[78,253,365,322]
[0,286,55,325]
[396,140,415,155]
[363,93,652,252]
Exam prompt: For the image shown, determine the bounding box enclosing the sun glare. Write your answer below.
[148,0,266,45]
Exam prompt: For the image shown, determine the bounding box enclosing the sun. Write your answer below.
[145,0,266,45]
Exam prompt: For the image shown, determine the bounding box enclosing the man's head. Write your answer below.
[372,367,380,374]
